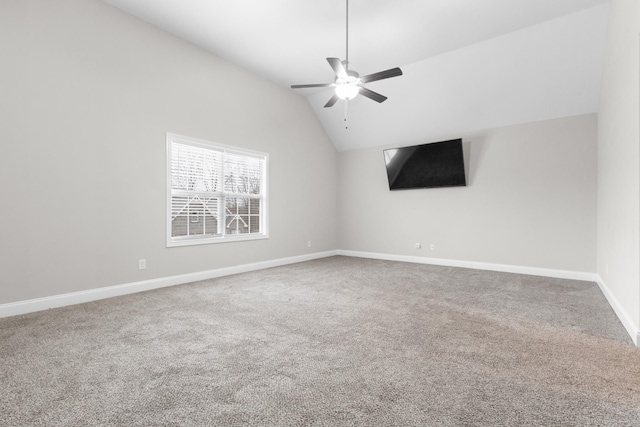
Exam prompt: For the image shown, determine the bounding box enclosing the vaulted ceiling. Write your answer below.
[101,0,610,151]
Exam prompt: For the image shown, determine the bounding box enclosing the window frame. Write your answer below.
[166,133,269,247]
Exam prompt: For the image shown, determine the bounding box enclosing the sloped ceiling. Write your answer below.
[101,0,610,151]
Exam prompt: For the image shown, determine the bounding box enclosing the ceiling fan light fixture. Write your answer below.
[335,75,361,100]
[335,83,359,100]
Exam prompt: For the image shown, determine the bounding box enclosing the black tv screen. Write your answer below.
[383,138,466,190]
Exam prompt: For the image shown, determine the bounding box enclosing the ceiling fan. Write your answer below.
[291,0,403,108]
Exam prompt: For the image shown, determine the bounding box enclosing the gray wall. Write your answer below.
[0,0,338,304]
[597,0,640,336]
[338,114,597,273]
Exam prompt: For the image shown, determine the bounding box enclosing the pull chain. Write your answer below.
[344,100,349,129]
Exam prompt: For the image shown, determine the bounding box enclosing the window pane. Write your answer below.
[249,198,261,214]
[224,153,262,195]
[249,215,261,233]
[171,143,222,192]
[224,198,262,235]
[238,198,249,215]
[172,195,220,238]
[225,198,248,234]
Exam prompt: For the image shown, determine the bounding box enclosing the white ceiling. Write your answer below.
[101,0,611,151]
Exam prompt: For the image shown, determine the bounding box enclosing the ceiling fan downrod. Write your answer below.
[345,0,349,71]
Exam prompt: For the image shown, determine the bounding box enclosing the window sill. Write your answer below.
[166,233,269,248]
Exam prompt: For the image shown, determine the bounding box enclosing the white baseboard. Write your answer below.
[594,275,640,348]
[0,250,338,319]
[337,250,598,282]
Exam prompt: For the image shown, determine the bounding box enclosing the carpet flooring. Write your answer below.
[1,256,639,426]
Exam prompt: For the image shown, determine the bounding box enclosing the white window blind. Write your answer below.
[166,134,268,247]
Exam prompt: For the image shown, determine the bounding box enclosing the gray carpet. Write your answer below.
[1,256,639,426]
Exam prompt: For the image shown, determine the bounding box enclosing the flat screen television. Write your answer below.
[383,138,466,190]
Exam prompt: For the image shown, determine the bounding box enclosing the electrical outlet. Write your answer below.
[307,241,312,248]
[138,259,146,270]
[415,243,421,249]
[430,244,435,251]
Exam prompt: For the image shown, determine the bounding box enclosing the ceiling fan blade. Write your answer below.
[327,57,348,78]
[291,83,334,89]
[359,87,387,103]
[324,94,339,108]
[359,67,403,84]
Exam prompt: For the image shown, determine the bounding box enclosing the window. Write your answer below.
[166,133,268,247]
